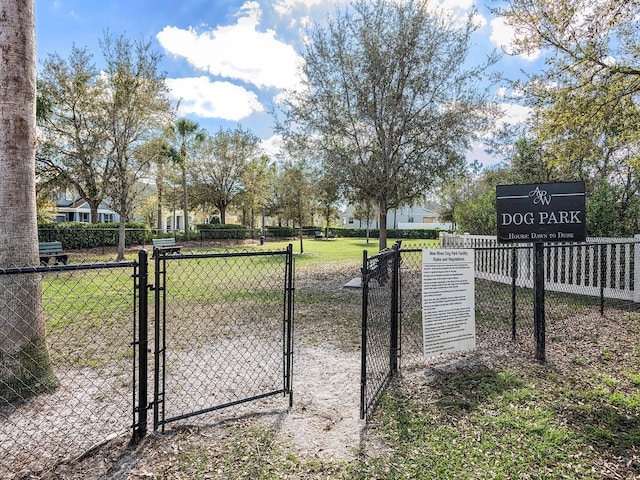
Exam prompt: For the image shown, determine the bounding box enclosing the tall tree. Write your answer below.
[0,0,56,400]
[37,46,111,224]
[99,32,171,260]
[136,137,178,231]
[279,0,497,250]
[281,159,315,253]
[166,118,205,237]
[315,168,341,237]
[191,126,261,224]
[497,0,640,234]
[238,154,273,229]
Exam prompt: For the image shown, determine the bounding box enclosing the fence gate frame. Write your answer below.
[360,242,401,420]
[132,246,294,436]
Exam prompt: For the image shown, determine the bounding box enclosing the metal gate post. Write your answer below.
[285,243,294,408]
[390,242,400,373]
[153,253,166,431]
[133,249,149,440]
[511,247,517,340]
[360,249,369,420]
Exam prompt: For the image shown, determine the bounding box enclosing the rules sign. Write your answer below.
[496,181,586,243]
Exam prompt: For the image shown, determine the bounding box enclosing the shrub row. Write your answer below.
[330,227,442,239]
[196,223,252,240]
[38,222,147,249]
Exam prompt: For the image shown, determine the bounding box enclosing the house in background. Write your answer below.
[342,201,452,231]
[53,190,120,223]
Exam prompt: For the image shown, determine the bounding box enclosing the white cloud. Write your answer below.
[467,141,500,167]
[490,17,540,61]
[498,102,532,126]
[260,134,283,157]
[273,0,345,16]
[157,1,303,91]
[165,76,264,122]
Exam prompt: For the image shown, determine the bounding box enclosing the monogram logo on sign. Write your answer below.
[528,186,552,205]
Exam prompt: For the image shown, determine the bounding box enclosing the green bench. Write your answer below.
[39,241,69,266]
[151,238,181,257]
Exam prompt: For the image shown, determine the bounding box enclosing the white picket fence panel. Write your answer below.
[440,233,640,302]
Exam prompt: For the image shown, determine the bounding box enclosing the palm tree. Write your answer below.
[166,118,205,238]
[0,0,56,401]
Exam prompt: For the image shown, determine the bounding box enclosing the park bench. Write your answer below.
[151,237,181,257]
[39,241,69,266]
[361,258,389,286]
[314,230,324,240]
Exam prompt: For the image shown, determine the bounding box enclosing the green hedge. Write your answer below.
[38,222,147,249]
[330,227,442,239]
[196,223,251,239]
[264,226,298,238]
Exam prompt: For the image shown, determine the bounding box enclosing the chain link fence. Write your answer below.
[0,261,136,479]
[400,241,640,365]
[361,239,640,419]
[1,244,294,479]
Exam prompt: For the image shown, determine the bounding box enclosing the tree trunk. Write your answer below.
[156,160,164,233]
[366,219,371,244]
[219,205,227,224]
[378,201,388,251]
[117,218,126,261]
[325,207,330,238]
[299,225,304,254]
[181,166,189,239]
[89,200,100,224]
[0,0,57,402]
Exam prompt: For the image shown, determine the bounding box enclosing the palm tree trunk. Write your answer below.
[156,160,164,232]
[0,0,57,402]
[181,166,189,239]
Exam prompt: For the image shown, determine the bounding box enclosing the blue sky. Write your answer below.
[35,0,543,166]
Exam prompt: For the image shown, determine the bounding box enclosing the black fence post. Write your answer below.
[511,247,517,340]
[533,243,546,362]
[390,242,400,373]
[285,243,294,408]
[360,249,369,420]
[133,249,149,441]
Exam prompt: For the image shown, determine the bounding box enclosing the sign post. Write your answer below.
[496,182,586,362]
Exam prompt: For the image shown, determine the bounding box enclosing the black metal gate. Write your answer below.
[360,242,400,420]
[133,245,294,435]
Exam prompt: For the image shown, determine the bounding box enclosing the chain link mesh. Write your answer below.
[153,248,293,429]
[361,246,398,420]
[362,240,640,419]
[399,241,640,370]
[0,262,135,478]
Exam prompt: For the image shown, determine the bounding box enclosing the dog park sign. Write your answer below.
[496,181,586,362]
[496,181,586,243]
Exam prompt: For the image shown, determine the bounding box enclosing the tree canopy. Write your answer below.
[279,0,498,249]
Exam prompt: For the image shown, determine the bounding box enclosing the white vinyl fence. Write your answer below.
[440,233,640,302]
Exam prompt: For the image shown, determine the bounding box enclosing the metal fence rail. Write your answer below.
[0,261,136,478]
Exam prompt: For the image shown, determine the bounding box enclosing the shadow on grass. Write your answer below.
[430,365,524,416]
